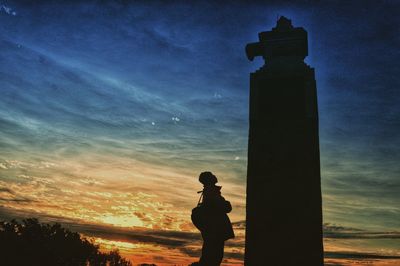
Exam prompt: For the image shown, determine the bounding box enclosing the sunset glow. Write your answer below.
[0,1,399,265]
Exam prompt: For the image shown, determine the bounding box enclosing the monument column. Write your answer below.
[245,17,324,265]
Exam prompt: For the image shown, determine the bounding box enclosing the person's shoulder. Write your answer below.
[204,185,220,193]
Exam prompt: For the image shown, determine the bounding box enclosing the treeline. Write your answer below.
[0,218,132,266]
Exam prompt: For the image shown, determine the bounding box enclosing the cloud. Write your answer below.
[325,251,400,260]
[0,4,17,16]
[323,223,400,240]
[0,206,230,255]
[231,220,400,240]
[3,206,400,263]
[0,187,14,194]
[0,185,37,203]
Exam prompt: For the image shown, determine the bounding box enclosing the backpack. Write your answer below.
[191,191,207,231]
[191,190,235,241]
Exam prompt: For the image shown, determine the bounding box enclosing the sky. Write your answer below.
[0,1,399,265]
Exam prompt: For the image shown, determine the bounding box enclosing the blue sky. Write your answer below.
[0,1,399,264]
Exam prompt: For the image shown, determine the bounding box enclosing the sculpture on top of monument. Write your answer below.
[245,16,324,265]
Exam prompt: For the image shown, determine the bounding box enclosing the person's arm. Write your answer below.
[224,199,232,213]
[219,196,232,213]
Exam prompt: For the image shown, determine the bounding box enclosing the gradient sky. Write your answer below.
[0,1,399,265]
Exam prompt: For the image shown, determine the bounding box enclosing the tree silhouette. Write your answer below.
[0,218,132,266]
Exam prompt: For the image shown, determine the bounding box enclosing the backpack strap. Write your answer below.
[197,191,204,206]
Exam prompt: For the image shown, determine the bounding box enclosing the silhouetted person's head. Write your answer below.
[199,171,218,186]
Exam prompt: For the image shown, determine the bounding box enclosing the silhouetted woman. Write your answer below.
[191,171,235,266]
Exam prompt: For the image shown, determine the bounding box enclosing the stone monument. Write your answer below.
[245,17,324,265]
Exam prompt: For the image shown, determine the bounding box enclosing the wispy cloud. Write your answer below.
[0,4,16,16]
[324,223,400,240]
